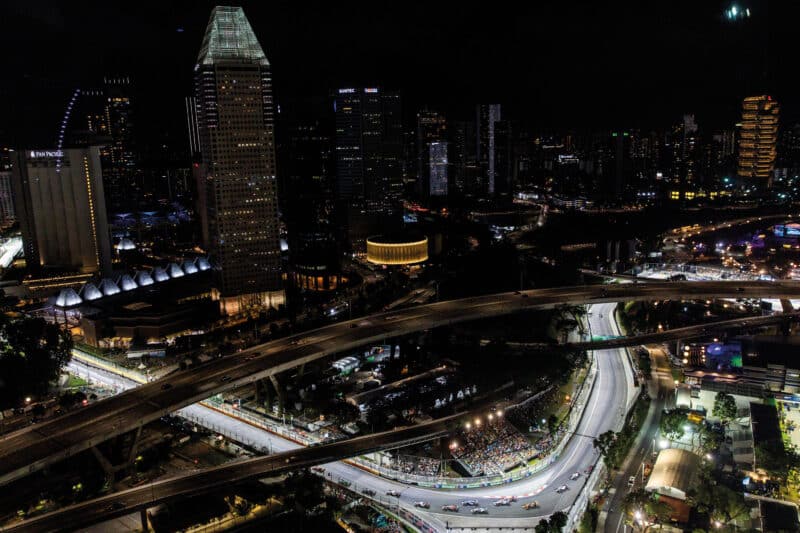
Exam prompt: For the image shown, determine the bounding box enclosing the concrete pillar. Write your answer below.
[140,509,149,532]
[90,446,114,477]
[269,375,284,417]
[127,426,144,464]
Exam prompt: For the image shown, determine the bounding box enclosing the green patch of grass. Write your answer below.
[66,375,87,388]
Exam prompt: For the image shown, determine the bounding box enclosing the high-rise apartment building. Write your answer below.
[738,95,779,186]
[194,6,284,314]
[10,147,112,274]
[333,87,403,250]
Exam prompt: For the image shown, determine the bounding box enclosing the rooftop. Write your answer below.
[197,6,268,66]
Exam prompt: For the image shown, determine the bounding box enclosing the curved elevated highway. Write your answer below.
[1,281,799,487]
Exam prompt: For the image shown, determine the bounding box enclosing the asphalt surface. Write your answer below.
[2,302,632,531]
[2,282,799,488]
[6,300,771,531]
[1,413,461,532]
[602,346,673,533]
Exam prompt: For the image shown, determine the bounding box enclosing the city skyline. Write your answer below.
[4,1,800,148]
[2,4,800,533]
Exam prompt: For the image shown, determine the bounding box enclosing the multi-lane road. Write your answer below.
[5,292,795,531]
[2,281,800,488]
[4,302,632,532]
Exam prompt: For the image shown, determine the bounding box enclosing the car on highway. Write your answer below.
[105,501,125,511]
[414,501,430,509]
[737,287,745,292]
[522,501,539,510]
[362,489,376,497]
[584,464,594,474]
[461,499,479,506]
[220,376,231,383]
[570,472,580,480]
[555,485,568,493]
[493,499,511,506]
[349,323,358,328]
[442,504,459,512]
[386,490,401,497]
[628,476,636,486]
[311,466,325,474]
[471,507,488,514]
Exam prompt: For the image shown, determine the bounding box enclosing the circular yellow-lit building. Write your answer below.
[366,234,428,265]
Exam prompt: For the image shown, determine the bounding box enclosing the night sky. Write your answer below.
[2,1,798,148]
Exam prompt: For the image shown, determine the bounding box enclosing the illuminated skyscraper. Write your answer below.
[10,148,112,275]
[477,104,501,195]
[428,142,448,197]
[333,87,403,250]
[194,6,283,314]
[416,108,446,197]
[737,95,779,185]
[102,77,138,212]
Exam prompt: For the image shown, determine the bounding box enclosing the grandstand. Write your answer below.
[451,417,536,476]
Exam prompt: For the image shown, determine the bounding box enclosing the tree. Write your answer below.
[623,489,673,532]
[0,315,72,410]
[692,479,749,529]
[593,430,615,457]
[659,409,687,441]
[712,392,737,424]
[698,423,723,454]
[593,430,619,470]
[535,511,569,532]
[547,413,560,435]
[755,442,797,484]
[549,511,568,531]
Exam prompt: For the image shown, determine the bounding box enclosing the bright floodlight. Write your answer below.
[659,439,669,449]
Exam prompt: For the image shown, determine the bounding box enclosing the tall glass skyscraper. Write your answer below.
[194,6,284,314]
[333,87,403,251]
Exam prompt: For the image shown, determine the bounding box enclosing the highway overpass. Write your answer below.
[1,413,462,532]
[2,280,800,486]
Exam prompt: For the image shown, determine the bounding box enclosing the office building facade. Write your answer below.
[416,108,447,197]
[477,104,501,195]
[194,6,284,314]
[11,147,112,274]
[0,171,15,225]
[428,141,448,196]
[333,87,403,250]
